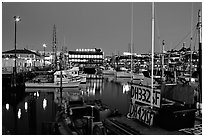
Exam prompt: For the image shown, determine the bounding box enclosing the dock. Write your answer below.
[103,116,202,135]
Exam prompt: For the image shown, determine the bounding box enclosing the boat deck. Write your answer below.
[104,116,202,135]
[25,82,80,88]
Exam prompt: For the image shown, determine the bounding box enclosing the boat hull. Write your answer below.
[25,81,80,88]
[102,70,116,75]
[116,71,132,78]
[133,73,144,80]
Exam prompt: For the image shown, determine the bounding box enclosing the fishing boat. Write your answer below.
[115,70,132,78]
[102,66,116,75]
[65,67,87,84]
[116,68,144,80]
[127,3,200,131]
[55,93,115,135]
[25,70,80,88]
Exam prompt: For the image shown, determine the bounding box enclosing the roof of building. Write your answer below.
[2,48,41,57]
[68,50,103,55]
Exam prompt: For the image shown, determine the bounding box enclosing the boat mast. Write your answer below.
[52,24,57,70]
[151,2,155,108]
[130,2,134,81]
[197,9,202,103]
[189,3,193,82]
[161,40,165,82]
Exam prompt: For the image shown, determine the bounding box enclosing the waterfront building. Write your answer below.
[68,48,104,67]
[2,48,42,73]
[110,52,150,71]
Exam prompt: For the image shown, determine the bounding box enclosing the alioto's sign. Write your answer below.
[130,84,161,108]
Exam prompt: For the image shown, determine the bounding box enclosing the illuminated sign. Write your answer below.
[130,84,161,108]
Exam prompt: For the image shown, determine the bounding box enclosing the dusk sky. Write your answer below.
[2,2,202,55]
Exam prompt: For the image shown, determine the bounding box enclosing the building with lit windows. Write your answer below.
[68,48,104,66]
[2,48,42,73]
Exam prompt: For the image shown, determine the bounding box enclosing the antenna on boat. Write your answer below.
[151,2,155,109]
[130,2,134,81]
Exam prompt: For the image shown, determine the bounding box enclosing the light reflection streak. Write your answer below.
[6,103,9,110]
[18,109,21,119]
[43,98,47,110]
[25,102,28,112]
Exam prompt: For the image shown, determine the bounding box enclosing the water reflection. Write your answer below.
[3,76,132,134]
[86,79,103,97]
[24,102,28,112]
[17,109,21,119]
[122,83,131,94]
[43,98,47,110]
[6,103,9,110]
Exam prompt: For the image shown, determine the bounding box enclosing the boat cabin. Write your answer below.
[66,67,80,77]
[54,71,73,83]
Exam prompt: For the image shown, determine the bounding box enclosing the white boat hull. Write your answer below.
[116,71,132,78]
[102,70,116,75]
[25,81,80,88]
[80,77,87,84]
[133,73,144,80]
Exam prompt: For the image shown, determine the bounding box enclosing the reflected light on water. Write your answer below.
[34,91,40,97]
[18,109,21,119]
[6,103,9,110]
[25,102,28,112]
[43,98,47,110]
[123,83,131,94]
[37,92,40,97]
[88,83,96,96]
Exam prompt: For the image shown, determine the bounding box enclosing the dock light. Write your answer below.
[18,109,21,119]
[37,91,40,97]
[6,103,9,110]
[25,102,28,112]
[14,16,21,22]
[191,78,195,83]
[43,43,47,48]
[13,16,21,87]
[43,98,47,110]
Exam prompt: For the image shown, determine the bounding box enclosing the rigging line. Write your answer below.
[193,29,198,50]
[190,27,197,47]
[172,25,197,50]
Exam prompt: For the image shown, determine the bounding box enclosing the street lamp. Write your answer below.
[43,44,47,67]
[14,16,21,87]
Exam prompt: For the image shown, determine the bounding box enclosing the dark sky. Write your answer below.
[2,2,202,55]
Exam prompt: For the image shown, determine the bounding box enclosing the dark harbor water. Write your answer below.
[2,75,132,135]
